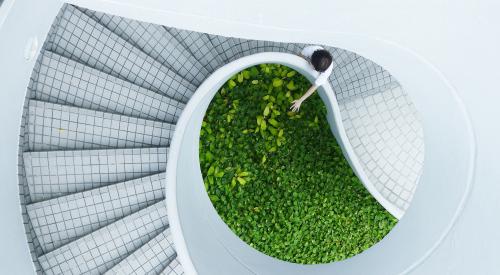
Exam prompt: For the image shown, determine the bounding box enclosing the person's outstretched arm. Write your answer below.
[290,84,318,112]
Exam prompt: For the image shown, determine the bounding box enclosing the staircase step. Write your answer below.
[82,8,210,86]
[206,34,245,63]
[31,51,185,124]
[23,147,167,202]
[106,228,175,275]
[27,173,166,253]
[166,27,224,72]
[38,201,168,275]
[47,5,195,102]
[238,40,301,56]
[160,257,183,275]
[205,35,301,63]
[25,100,174,151]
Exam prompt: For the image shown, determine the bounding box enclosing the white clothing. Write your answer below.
[300,45,333,86]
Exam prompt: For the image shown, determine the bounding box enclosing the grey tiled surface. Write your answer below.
[82,8,210,86]
[160,257,184,275]
[26,100,174,151]
[27,172,166,253]
[338,84,423,210]
[38,201,168,275]
[23,147,167,202]
[206,34,302,64]
[206,34,244,63]
[167,27,224,72]
[323,49,424,211]
[48,5,195,102]
[106,228,176,275]
[33,51,185,124]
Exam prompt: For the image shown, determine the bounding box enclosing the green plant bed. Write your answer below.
[199,63,397,264]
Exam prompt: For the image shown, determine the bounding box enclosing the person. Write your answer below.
[290,45,333,112]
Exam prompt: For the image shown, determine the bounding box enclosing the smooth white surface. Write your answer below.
[167,52,474,275]
[0,0,62,273]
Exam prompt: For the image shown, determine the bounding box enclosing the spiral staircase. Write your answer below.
[16,3,425,274]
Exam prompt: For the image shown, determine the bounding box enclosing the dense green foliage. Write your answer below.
[199,64,397,264]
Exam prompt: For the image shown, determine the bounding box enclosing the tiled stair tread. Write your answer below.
[27,173,166,253]
[160,257,184,275]
[26,100,174,151]
[82,8,210,86]
[166,27,224,71]
[47,5,195,102]
[206,34,244,63]
[32,51,185,124]
[238,39,301,56]
[206,34,302,63]
[23,147,168,202]
[106,228,175,275]
[38,201,169,275]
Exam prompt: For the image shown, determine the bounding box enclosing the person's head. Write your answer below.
[311,49,333,72]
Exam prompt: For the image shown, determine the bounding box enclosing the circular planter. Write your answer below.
[166,52,474,275]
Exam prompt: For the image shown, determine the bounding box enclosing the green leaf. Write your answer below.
[237,177,247,185]
[268,126,277,136]
[215,171,225,178]
[268,118,279,127]
[272,78,283,87]
[287,71,296,77]
[263,106,270,117]
[238,171,250,177]
[209,194,219,202]
[228,79,237,89]
[286,80,296,90]
[207,166,215,176]
[237,73,244,83]
[205,151,213,162]
[260,119,267,130]
[251,80,259,84]
[256,116,263,126]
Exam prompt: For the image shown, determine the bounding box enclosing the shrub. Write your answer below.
[199,64,396,264]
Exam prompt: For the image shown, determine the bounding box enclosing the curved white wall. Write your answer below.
[167,52,474,275]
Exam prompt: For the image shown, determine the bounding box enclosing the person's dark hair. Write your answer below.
[311,49,333,72]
